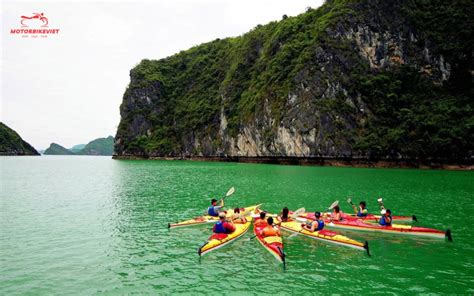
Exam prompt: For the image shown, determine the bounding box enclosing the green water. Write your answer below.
[1,156,473,295]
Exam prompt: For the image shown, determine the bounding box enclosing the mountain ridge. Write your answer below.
[78,136,114,155]
[44,143,75,155]
[43,136,114,155]
[0,122,40,156]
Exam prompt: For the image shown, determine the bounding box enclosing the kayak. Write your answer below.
[280,220,370,255]
[331,212,417,223]
[198,217,251,256]
[253,218,285,264]
[299,213,452,240]
[168,204,261,228]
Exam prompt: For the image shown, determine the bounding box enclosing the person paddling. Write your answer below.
[231,207,247,224]
[379,209,392,226]
[255,211,267,227]
[207,198,224,217]
[302,212,325,232]
[330,205,343,222]
[276,207,290,223]
[351,201,369,217]
[213,212,236,234]
[260,217,281,237]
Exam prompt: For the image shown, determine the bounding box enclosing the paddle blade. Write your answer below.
[346,197,352,204]
[288,233,299,239]
[295,217,307,222]
[225,187,235,197]
[328,200,339,210]
[290,207,306,219]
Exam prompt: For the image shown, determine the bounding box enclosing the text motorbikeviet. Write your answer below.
[10,28,59,34]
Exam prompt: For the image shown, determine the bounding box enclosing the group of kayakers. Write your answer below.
[207,197,393,237]
[329,199,392,226]
[208,199,249,235]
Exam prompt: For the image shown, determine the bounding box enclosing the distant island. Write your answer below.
[0,122,39,156]
[79,136,114,155]
[44,136,114,156]
[44,143,75,155]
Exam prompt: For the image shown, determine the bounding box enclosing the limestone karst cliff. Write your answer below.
[114,0,473,164]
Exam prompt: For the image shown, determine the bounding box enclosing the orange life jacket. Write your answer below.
[262,226,279,237]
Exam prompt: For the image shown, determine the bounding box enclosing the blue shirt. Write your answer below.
[207,205,222,217]
[379,215,392,226]
[357,208,368,217]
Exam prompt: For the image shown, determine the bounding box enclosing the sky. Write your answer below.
[1,0,324,150]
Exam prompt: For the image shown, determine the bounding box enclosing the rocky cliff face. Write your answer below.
[0,122,39,156]
[114,0,473,162]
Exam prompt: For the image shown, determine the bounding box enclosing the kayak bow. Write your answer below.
[253,218,285,264]
[300,213,451,240]
[198,217,252,256]
[280,220,370,255]
[333,212,417,223]
[168,204,261,228]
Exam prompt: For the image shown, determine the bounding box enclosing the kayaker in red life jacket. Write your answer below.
[261,217,281,237]
[213,212,235,234]
[276,207,290,224]
[207,198,224,217]
[330,205,343,222]
[231,207,247,224]
[379,209,392,226]
[254,211,267,227]
[302,212,325,232]
[351,201,369,217]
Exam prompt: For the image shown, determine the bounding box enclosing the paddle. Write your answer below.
[222,187,235,201]
[348,197,360,215]
[288,227,306,238]
[325,200,341,225]
[328,200,339,210]
[284,208,307,238]
[377,197,387,213]
[347,197,354,206]
[290,207,306,219]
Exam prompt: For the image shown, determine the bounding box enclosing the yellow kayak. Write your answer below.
[198,217,252,256]
[168,204,261,228]
[280,220,370,255]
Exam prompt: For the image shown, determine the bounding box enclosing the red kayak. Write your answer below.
[300,213,452,240]
[336,212,417,223]
[253,218,285,264]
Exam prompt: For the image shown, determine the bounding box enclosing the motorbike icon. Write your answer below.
[21,13,48,27]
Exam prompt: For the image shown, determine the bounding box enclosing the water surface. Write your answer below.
[1,156,473,294]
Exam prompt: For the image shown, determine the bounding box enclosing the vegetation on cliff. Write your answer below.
[70,144,86,153]
[44,143,76,155]
[78,136,114,155]
[44,136,114,155]
[0,122,39,155]
[115,0,473,162]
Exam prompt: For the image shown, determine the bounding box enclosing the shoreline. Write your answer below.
[112,155,473,170]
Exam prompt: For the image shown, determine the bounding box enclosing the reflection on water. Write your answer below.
[1,156,473,294]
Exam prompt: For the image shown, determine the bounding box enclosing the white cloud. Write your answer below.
[1,0,324,149]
